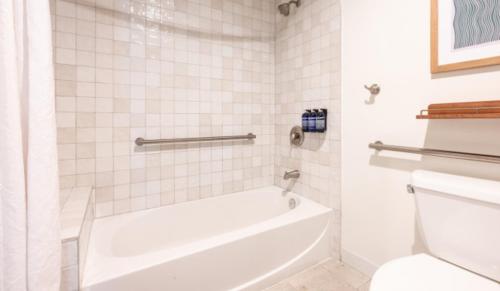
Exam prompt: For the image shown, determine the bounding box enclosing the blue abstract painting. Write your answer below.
[453,0,500,49]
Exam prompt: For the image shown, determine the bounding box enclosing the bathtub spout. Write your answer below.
[283,170,300,180]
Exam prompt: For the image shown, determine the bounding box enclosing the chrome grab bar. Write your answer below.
[369,141,500,164]
[135,133,256,146]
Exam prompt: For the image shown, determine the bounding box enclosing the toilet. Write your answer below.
[370,170,500,291]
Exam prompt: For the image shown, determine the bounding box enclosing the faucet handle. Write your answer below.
[290,126,304,146]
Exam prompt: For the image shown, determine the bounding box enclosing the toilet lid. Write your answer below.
[370,254,500,291]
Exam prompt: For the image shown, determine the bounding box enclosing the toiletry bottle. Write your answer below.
[316,109,326,132]
[308,109,317,132]
[302,110,310,132]
[321,108,327,132]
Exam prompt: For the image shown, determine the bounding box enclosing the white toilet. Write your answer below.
[370,170,500,291]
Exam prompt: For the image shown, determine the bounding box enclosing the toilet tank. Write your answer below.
[411,170,500,282]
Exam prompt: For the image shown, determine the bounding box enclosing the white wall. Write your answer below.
[341,0,500,275]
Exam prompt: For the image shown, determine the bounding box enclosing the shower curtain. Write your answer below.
[0,0,61,290]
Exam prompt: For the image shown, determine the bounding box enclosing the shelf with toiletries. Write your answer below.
[417,100,500,119]
[301,109,328,132]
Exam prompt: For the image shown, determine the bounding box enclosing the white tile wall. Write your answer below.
[274,0,341,259]
[53,0,276,217]
[60,187,94,291]
[79,191,94,286]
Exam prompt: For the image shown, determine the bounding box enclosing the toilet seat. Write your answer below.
[370,254,500,291]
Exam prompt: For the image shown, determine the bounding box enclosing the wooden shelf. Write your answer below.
[417,100,500,119]
[417,113,500,119]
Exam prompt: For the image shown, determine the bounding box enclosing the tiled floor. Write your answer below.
[263,260,371,291]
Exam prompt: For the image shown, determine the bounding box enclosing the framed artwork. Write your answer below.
[431,0,500,73]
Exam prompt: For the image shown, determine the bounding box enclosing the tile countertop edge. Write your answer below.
[60,187,93,242]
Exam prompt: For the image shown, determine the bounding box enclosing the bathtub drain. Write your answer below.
[289,198,296,209]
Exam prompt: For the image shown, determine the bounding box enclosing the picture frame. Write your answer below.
[431,0,500,73]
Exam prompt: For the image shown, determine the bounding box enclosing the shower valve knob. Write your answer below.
[289,126,304,146]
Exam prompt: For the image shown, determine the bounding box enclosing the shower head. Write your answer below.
[278,0,301,16]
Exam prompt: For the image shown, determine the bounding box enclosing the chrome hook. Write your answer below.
[364,84,381,95]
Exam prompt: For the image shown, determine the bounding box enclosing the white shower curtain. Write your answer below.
[0,0,61,290]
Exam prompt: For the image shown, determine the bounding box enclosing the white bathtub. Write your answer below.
[82,186,332,291]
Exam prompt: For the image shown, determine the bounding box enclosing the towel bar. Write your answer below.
[369,141,500,164]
